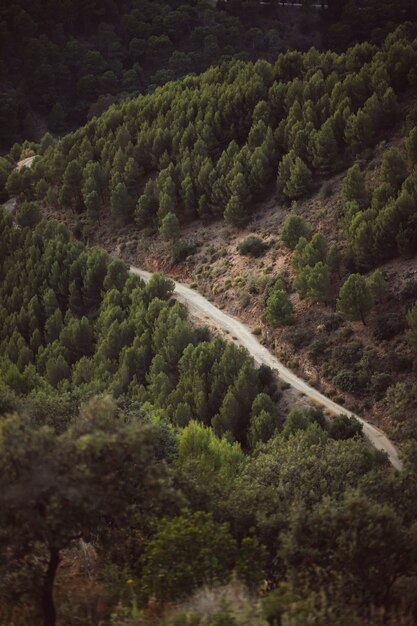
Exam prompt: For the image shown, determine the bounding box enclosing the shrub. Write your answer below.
[370,372,392,393]
[400,279,417,303]
[320,181,334,199]
[307,338,329,363]
[238,235,267,257]
[329,414,363,440]
[373,312,405,340]
[263,280,293,327]
[322,313,343,331]
[171,240,196,263]
[333,369,362,393]
[140,511,237,601]
[283,327,311,349]
[333,341,364,366]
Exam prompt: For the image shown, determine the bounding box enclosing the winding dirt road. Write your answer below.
[130,266,402,470]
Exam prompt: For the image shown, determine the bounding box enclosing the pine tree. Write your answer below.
[367,269,388,304]
[343,164,367,206]
[336,273,373,325]
[406,127,417,169]
[59,160,83,211]
[295,261,331,303]
[135,180,158,228]
[313,118,339,174]
[224,172,250,227]
[406,301,417,351]
[111,182,134,223]
[381,148,407,191]
[263,281,293,327]
[124,157,142,195]
[281,215,311,250]
[283,155,312,200]
[159,211,180,241]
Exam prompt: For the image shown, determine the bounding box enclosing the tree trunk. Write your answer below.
[42,547,60,626]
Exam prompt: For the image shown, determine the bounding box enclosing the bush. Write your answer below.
[329,414,363,440]
[320,181,334,199]
[385,350,413,373]
[171,240,196,263]
[140,511,237,601]
[322,313,343,331]
[307,338,329,363]
[333,341,364,366]
[400,279,417,304]
[333,369,362,393]
[263,281,293,327]
[238,235,267,257]
[283,327,311,349]
[373,312,405,340]
[370,372,392,393]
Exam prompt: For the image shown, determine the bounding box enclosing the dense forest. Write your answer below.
[5,24,417,236]
[1,209,417,626]
[2,0,416,148]
[0,0,303,148]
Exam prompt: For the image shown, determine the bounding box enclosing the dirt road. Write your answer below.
[130,266,402,470]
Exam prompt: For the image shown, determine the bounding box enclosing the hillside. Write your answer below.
[3,8,417,626]
[0,0,322,149]
[7,25,417,440]
[3,0,416,149]
[3,208,417,626]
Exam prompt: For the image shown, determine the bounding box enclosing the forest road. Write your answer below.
[130,265,403,471]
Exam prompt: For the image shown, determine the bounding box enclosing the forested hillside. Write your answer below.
[7,25,415,232]
[1,208,417,626]
[0,208,278,447]
[7,24,417,439]
[3,0,415,149]
[3,1,417,624]
[0,0,316,148]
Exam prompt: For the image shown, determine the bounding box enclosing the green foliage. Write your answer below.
[111,182,134,223]
[381,148,407,190]
[294,261,331,302]
[282,407,315,438]
[293,234,327,272]
[171,240,196,263]
[406,301,417,351]
[238,236,267,257]
[281,492,416,605]
[0,212,272,448]
[343,164,367,206]
[281,215,311,251]
[15,201,42,228]
[406,127,417,168]
[160,211,180,241]
[224,173,251,227]
[278,152,312,200]
[0,397,172,625]
[313,118,340,174]
[263,281,293,327]
[16,28,415,236]
[367,269,388,303]
[329,414,363,440]
[337,273,373,324]
[140,511,237,601]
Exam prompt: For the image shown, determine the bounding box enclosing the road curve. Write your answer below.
[130,265,402,471]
